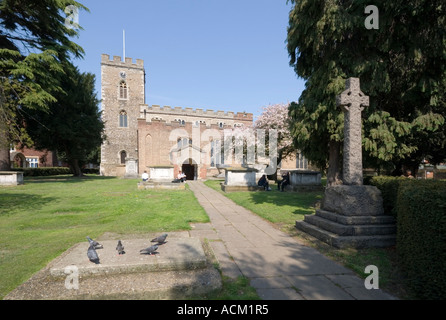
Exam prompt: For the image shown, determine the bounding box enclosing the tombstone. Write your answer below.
[295,78,396,248]
[148,166,174,182]
[221,167,260,192]
[137,166,185,190]
[124,158,138,179]
[0,171,24,186]
[284,170,323,192]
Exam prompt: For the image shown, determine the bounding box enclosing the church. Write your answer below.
[99,54,254,180]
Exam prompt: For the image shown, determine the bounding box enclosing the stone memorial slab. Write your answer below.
[221,167,261,192]
[0,171,24,186]
[50,237,207,278]
[149,166,174,181]
[124,158,138,179]
[281,170,323,191]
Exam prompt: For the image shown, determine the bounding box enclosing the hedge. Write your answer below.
[369,176,446,299]
[12,167,72,176]
[11,167,99,176]
[396,180,446,299]
[368,176,408,217]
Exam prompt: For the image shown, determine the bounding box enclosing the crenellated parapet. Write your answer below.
[139,104,252,121]
[101,54,144,69]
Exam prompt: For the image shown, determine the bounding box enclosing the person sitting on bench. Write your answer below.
[178,170,187,182]
[278,172,290,192]
[258,174,271,191]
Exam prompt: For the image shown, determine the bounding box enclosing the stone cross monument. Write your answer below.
[336,77,369,185]
[295,77,396,249]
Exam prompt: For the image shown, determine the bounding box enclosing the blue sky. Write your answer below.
[73,0,305,118]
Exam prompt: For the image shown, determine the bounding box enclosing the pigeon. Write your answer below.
[151,233,168,244]
[116,240,125,255]
[140,244,159,255]
[87,243,100,264]
[86,236,103,249]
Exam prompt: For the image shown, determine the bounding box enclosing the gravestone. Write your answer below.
[124,158,138,179]
[0,171,24,186]
[137,165,183,190]
[285,170,323,192]
[221,167,261,192]
[148,166,174,181]
[296,78,396,248]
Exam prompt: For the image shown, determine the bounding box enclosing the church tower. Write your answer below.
[100,54,145,177]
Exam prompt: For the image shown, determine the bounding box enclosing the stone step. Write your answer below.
[6,265,222,300]
[315,209,396,226]
[304,215,396,237]
[138,181,186,190]
[295,221,396,249]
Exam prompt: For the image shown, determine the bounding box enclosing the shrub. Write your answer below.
[11,167,99,176]
[368,176,407,217]
[396,180,446,299]
[12,167,72,176]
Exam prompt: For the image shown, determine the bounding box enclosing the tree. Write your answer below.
[24,64,104,176]
[0,0,87,170]
[286,0,445,184]
[254,103,296,170]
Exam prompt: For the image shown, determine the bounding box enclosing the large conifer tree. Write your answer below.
[24,64,104,176]
[286,0,445,184]
[0,0,87,170]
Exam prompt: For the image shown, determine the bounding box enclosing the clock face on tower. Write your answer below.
[120,71,126,79]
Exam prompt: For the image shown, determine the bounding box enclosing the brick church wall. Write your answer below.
[100,53,254,179]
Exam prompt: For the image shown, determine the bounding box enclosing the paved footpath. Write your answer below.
[187,181,397,300]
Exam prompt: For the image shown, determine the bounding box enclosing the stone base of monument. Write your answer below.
[295,185,396,249]
[138,180,186,190]
[4,235,222,300]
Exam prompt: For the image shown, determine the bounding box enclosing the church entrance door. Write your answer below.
[182,163,196,181]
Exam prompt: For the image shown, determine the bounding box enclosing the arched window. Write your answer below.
[177,137,191,149]
[210,139,222,167]
[119,81,128,99]
[119,110,128,127]
[296,152,308,170]
[120,151,127,164]
[174,118,186,125]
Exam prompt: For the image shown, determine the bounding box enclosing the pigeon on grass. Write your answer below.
[140,244,159,255]
[87,244,100,264]
[151,233,168,245]
[116,240,125,255]
[86,236,103,249]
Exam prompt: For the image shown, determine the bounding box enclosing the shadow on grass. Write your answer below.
[246,190,323,215]
[24,175,117,184]
[0,193,57,216]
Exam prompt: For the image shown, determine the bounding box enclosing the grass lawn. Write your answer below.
[1,175,409,299]
[0,175,210,299]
